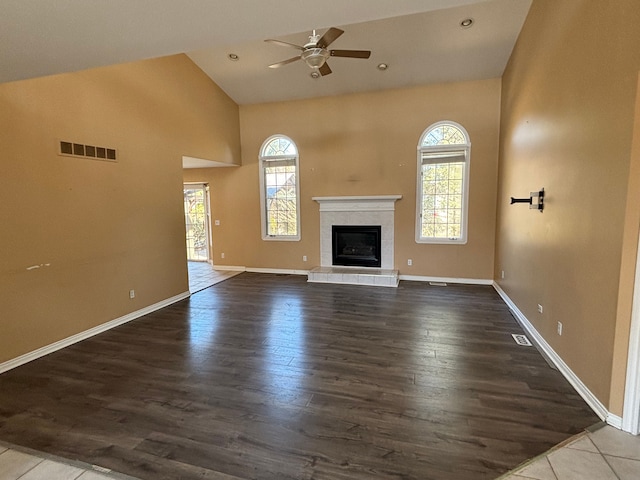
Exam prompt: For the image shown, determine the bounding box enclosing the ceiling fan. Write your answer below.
[265,27,371,77]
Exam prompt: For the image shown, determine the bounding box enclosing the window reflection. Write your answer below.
[264,294,305,403]
[188,307,219,369]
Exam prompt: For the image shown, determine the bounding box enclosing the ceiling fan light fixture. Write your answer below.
[301,48,330,69]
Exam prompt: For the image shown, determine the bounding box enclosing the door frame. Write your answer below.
[622,73,640,435]
[183,182,212,263]
[623,225,640,435]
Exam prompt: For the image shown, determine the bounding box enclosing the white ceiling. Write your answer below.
[1,0,531,105]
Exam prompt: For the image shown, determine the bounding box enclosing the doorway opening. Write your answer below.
[183,183,211,262]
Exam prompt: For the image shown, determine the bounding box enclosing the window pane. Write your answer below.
[450,179,462,195]
[450,164,463,180]
[435,195,448,209]
[264,162,298,237]
[419,160,465,240]
[424,167,436,181]
[422,195,435,210]
[423,224,435,237]
[424,181,436,195]
[422,124,467,146]
[263,138,297,157]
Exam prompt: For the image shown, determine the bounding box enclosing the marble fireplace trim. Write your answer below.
[312,196,402,270]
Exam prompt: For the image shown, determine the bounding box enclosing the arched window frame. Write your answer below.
[259,134,301,241]
[415,121,471,244]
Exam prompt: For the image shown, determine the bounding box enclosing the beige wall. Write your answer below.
[495,0,640,413]
[0,54,240,364]
[185,78,501,279]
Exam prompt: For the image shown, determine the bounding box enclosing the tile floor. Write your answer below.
[187,261,242,293]
[2,424,639,479]
[0,443,135,479]
[500,424,640,480]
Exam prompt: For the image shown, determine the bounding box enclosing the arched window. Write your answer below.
[259,135,300,241]
[416,121,471,244]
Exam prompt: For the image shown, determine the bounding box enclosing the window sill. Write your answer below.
[415,238,467,245]
[262,235,301,242]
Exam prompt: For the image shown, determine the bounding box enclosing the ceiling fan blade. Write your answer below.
[316,27,344,49]
[268,56,302,69]
[318,63,332,76]
[264,39,305,51]
[330,49,371,59]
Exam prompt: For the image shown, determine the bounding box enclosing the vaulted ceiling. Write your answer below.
[1,0,531,105]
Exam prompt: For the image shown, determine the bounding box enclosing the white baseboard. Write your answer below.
[607,413,623,430]
[493,282,610,423]
[400,275,493,285]
[246,267,309,275]
[211,266,308,275]
[0,291,191,375]
[212,265,246,272]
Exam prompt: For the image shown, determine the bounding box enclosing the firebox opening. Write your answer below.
[332,225,382,268]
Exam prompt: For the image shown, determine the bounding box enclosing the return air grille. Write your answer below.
[511,333,533,346]
[59,141,117,162]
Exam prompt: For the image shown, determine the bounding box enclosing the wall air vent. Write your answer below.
[59,140,117,162]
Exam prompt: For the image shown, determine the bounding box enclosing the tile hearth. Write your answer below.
[308,266,399,287]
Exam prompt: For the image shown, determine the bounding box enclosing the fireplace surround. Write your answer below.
[309,195,402,287]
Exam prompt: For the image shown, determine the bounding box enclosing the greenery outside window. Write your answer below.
[416,121,471,244]
[259,135,300,241]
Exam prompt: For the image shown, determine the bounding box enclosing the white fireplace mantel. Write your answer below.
[312,195,402,212]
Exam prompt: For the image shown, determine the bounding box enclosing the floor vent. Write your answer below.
[511,333,533,346]
[59,141,117,162]
[429,282,447,286]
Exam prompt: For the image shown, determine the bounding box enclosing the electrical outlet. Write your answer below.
[557,321,563,336]
[303,255,307,262]
[214,219,220,226]
[501,270,505,279]
[407,259,413,266]
[537,304,543,314]
[221,252,225,259]
[129,289,135,299]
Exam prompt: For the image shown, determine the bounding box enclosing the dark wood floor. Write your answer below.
[0,273,599,479]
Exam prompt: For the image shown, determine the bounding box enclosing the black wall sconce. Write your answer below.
[510,188,544,212]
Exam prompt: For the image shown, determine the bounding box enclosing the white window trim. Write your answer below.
[415,121,471,245]
[259,135,301,241]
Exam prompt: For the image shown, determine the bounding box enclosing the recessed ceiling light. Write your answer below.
[460,18,474,28]
[377,63,389,71]
[228,53,239,61]
[310,71,320,79]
